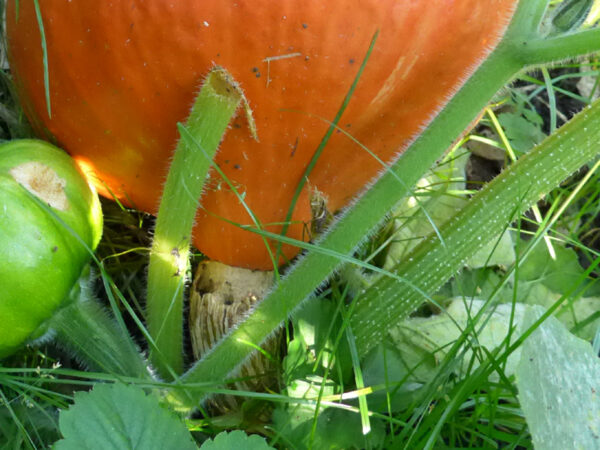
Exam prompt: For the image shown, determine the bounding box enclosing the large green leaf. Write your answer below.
[516,306,600,450]
[54,383,197,450]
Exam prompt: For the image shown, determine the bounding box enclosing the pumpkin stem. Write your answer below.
[146,67,246,380]
[189,261,279,414]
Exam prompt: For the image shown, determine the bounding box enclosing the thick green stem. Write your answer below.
[510,0,548,37]
[352,98,600,355]
[521,27,600,64]
[50,281,149,379]
[147,67,245,379]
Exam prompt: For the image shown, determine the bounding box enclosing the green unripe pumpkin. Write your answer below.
[0,140,102,358]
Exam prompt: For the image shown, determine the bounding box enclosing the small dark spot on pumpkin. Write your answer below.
[252,67,259,72]
[52,246,58,253]
[305,56,310,62]
[290,137,299,157]
[302,23,308,29]
[346,123,352,128]
[255,71,261,78]
[349,58,355,64]
[233,123,241,129]
[225,160,230,164]
[233,164,241,170]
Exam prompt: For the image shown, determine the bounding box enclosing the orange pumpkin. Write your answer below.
[6,1,517,269]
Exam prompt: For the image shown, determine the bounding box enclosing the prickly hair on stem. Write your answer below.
[147,66,253,379]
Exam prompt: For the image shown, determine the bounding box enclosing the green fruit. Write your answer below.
[0,140,102,357]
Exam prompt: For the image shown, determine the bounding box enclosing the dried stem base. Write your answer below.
[189,261,279,413]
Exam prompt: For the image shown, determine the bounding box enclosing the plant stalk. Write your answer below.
[351,97,600,355]
[49,276,149,379]
[146,67,245,379]
[521,27,600,64]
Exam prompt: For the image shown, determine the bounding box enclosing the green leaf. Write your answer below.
[273,299,384,449]
[351,92,600,357]
[391,299,528,378]
[272,373,337,443]
[516,306,600,450]
[467,230,516,269]
[283,298,352,384]
[511,279,600,340]
[361,298,531,416]
[516,240,589,294]
[497,111,546,154]
[54,383,197,450]
[451,240,600,340]
[383,152,469,270]
[449,267,510,300]
[199,430,273,450]
[272,407,385,450]
[361,338,431,413]
[0,402,60,449]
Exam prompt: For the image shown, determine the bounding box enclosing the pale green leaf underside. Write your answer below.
[516,306,600,450]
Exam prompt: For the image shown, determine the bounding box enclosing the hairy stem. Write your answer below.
[147,67,245,379]
[521,27,600,64]
[50,276,149,379]
[352,98,600,355]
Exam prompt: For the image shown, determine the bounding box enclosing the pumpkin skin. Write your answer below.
[6,1,518,270]
[0,140,102,358]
